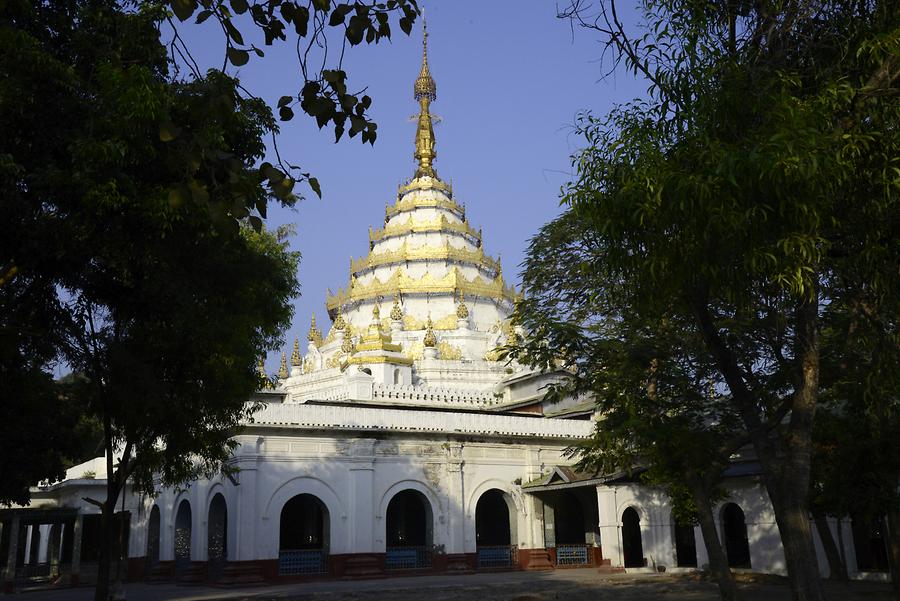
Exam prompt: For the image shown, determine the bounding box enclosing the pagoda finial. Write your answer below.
[456,289,469,319]
[307,314,322,345]
[291,337,302,365]
[423,314,437,347]
[341,322,354,354]
[413,12,437,179]
[278,351,289,379]
[390,293,403,321]
[333,306,346,330]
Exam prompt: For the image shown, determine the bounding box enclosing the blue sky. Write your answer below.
[174,1,647,370]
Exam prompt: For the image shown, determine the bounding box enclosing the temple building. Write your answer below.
[0,23,890,592]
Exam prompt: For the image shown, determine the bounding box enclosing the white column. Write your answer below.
[444,444,465,554]
[597,486,621,566]
[349,439,376,553]
[234,462,259,561]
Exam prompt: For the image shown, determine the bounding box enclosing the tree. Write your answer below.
[510,211,746,601]
[522,2,900,600]
[3,0,422,597]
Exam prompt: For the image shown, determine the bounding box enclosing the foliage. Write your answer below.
[516,1,899,599]
[164,0,420,196]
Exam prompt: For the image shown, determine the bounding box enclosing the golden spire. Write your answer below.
[372,303,381,321]
[390,293,404,320]
[333,306,346,330]
[341,322,354,354]
[307,314,322,345]
[291,337,302,366]
[258,357,274,390]
[413,14,437,179]
[278,351,289,379]
[456,289,469,319]
[423,314,437,347]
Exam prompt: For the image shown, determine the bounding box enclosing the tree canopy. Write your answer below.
[512,2,900,600]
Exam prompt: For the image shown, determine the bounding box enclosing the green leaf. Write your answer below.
[227,47,250,66]
[277,96,294,108]
[248,215,263,232]
[308,177,322,198]
[279,106,294,121]
[170,0,197,22]
[159,121,181,142]
[195,9,212,24]
[230,0,249,14]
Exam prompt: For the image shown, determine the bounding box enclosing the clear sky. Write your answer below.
[175,1,647,371]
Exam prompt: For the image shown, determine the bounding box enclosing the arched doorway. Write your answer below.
[553,492,592,566]
[673,522,697,567]
[173,500,192,575]
[385,489,433,570]
[279,494,329,575]
[722,503,751,568]
[475,489,516,568]
[146,505,161,573]
[852,515,889,572]
[622,507,645,568]
[207,494,228,579]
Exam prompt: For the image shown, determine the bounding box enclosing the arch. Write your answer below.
[475,488,517,568]
[554,491,585,545]
[377,479,443,523]
[385,489,434,569]
[672,520,698,568]
[146,505,161,568]
[622,506,644,568]
[393,368,401,384]
[467,479,526,516]
[475,489,512,546]
[263,476,345,522]
[174,499,192,571]
[721,503,751,568]
[207,493,228,577]
[278,493,329,575]
[851,514,889,572]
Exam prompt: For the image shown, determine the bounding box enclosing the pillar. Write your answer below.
[444,443,466,555]
[349,439,376,553]
[596,487,621,566]
[234,462,259,561]
[2,515,19,591]
[70,513,83,584]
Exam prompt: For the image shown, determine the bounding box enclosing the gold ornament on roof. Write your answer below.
[257,357,274,389]
[278,351,289,379]
[333,307,346,330]
[351,243,499,275]
[372,303,381,321]
[341,322,354,354]
[456,289,469,319]
[327,267,516,310]
[423,315,437,347]
[413,15,438,179]
[390,294,404,320]
[307,314,322,345]
[386,196,463,220]
[291,337,302,366]
[369,214,482,246]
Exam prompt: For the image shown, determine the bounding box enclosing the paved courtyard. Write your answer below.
[1,570,893,601]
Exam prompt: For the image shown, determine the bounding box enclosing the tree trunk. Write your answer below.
[812,510,846,581]
[886,502,900,601]
[689,477,742,601]
[765,487,825,601]
[94,427,120,601]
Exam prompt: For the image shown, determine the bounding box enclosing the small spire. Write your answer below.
[390,293,404,321]
[258,357,273,390]
[423,314,437,347]
[413,13,438,179]
[333,307,346,330]
[341,322,354,354]
[278,351,289,379]
[291,337,302,366]
[456,289,469,319]
[372,303,381,321]
[307,314,322,345]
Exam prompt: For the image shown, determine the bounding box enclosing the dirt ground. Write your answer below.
[4,570,893,601]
